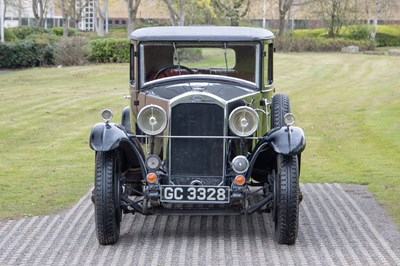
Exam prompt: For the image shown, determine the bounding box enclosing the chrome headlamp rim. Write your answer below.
[284,113,296,126]
[145,155,162,170]
[137,104,167,136]
[231,155,249,174]
[101,109,113,123]
[228,106,259,137]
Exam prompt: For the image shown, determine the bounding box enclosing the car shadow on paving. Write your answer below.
[0,183,399,266]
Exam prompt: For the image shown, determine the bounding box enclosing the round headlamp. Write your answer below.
[231,155,249,174]
[101,109,113,123]
[229,106,259,137]
[137,105,167,135]
[146,155,161,170]
[284,113,296,126]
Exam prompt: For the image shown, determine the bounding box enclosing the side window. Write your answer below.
[268,43,274,84]
[130,43,135,85]
[264,42,273,85]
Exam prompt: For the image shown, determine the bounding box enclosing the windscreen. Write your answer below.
[141,43,258,84]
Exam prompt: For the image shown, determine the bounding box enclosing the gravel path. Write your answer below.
[0,183,399,265]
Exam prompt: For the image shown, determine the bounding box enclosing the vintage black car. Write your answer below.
[89,26,306,245]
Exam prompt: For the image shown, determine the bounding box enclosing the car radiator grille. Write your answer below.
[170,103,224,178]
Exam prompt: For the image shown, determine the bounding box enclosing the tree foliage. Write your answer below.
[161,0,216,26]
[213,0,250,26]
[161,0,185,26]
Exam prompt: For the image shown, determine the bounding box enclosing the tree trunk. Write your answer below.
[97,17,104,36]
[370,0,382,40]
[162,0,185,26]
[63,18,69,38]
[278,13,285,36]
[32,0,47,27]
[94,0,105,37]
[178,0,184,26]
[126,0,141,37]
[18,0,22,26]
[1,0,4,43]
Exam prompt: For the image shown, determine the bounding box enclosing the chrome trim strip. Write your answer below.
[261,88,274,93]
[136,135,261,140]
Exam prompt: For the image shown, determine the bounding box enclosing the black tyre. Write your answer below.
[274,154,300,245]
[271,94,291,128]
[94,151,122,245]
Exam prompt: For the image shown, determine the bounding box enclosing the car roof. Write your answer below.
[130,26,275,42]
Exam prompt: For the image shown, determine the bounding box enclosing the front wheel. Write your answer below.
[94,151,122,245]
[273,154,300,245]
[271,94,291,128]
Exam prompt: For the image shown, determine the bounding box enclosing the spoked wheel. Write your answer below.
[94,151,122,245]
[273,154,300,245]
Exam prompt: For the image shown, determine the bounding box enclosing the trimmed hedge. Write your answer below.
[89,38,130,63]
[375,32,400,47]
[292,25,400,47]
[11,26,50,40]
[0,40,54,68]
[51,27,77,37]
[275,36,376,52]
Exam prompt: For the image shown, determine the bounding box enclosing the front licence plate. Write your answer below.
[160,185,230,203]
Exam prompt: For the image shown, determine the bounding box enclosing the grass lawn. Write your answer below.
[0,53,399,227]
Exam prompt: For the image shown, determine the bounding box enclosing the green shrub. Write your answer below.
[4,28,17,42]
[375,26,400,47]
[0,40,54,68]
[107,27,129,38]
[24,32,60,44]
[55,36,89,66]
[89,38,130,63]
[11,26,50,40]
[51,27,77,37]
[346,25,371,40]
[292,28,327,38]
[275,36,376,52]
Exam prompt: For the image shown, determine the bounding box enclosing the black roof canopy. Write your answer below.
[130,26,275,42]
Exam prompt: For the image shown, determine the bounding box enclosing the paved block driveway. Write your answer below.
[0,183,399,265]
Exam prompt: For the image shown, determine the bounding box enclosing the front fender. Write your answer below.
[267,126,306,155]
[90,122,130,151]
[246,126,306,180]
[89,122,147,179]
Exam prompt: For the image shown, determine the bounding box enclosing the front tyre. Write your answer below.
[274,154,300,245]
[94,151,122,245]
[271,94,291,128]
